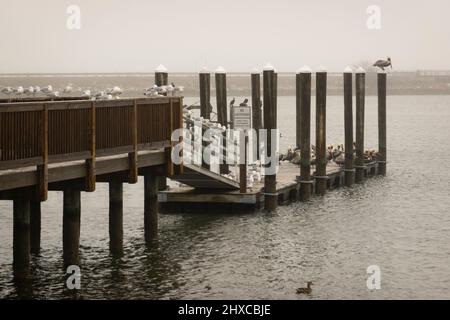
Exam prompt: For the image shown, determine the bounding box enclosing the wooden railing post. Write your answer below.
[85,101,96,191]
[239,132,248,193]
[128,100,138,184]
[315,68,328,195]
[37,104,48,201]
[251,69,262,159]
[377,71,387,175]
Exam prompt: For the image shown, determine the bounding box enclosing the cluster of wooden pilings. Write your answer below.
[188,64,387,211]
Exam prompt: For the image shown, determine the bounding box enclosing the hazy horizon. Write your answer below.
[1,0,450,73]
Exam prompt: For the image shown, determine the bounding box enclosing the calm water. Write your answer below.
[1,95,450,299]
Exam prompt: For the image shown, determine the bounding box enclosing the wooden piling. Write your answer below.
[344,68,355,187]
[199,68,211,119]
[144,175,159,243]
[299,67,312,201]
[315,69,327,195]
[355,68,366,183]
[295,72,302,149]
[215,67,229,174]
[109,180,123,256]
[377,72,387,176]
[155,65,168,88]
[63,187,81,267]
[85,101,96,191]
[239,133,248,193]
[263,64,277,211]
[13,193,30,280]
[30,200,41,254]
[251,70,262,159]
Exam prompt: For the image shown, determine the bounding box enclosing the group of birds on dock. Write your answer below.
[280,144,381,167]
[0,85,124,101]
[144,82,184,97]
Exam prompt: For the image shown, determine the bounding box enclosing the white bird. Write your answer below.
[63,85,73,95]
[14,86,24,99]
[24,86,34,95]
[33,86,41,96]
[110,86,123,97]
[1,87,14,101]
[47,91,60,99]
[81,89,92,98]
[41,85,53,94]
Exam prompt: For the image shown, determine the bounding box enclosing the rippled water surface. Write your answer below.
[1,95,450,299]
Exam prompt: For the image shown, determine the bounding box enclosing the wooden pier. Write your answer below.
[0,65,388,282]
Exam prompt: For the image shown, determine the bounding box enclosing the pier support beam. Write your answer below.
[299,67,312,201]
[144,175,159,242]
[263,64,277,211]
[109,180,123,256]
[13,193,30,280]
[215,67,229,174]
[344,68,355,187]
[355,69,366,183]
[30,200,41,254]
[251,70,262,159]
[315,69,327,195]
[377,72,387,176]
[63,188,81,268]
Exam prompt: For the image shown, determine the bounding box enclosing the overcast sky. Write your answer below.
[1,0,449,73]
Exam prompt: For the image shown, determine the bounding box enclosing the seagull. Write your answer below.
[239,98,248,106]
[63,85,73,95]
[81,89,92,98]
[33,86,41,97]
[229,97,235,107]
[109,86,123,98]
[41,85,53,95]
[373,57,392,71]
[24,86,34,95]
[14,86,24,99]
[47,91,60,99]
[1,86,14,100]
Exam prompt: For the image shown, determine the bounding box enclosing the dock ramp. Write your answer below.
[170,164,239,190]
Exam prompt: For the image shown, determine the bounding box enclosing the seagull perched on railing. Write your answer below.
[14,86,24,99]
[24,86,34,95]
[63,85,73,95]
[240,98,248,106]
[373,57,392,71]
[41,85,53,95]
[229,97,235,108]
[1,87,14,100]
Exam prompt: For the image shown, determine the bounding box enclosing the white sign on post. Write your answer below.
[232,106,251,130]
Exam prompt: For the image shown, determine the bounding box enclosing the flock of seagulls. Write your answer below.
[0,84,123,101]
[144,82,184,97]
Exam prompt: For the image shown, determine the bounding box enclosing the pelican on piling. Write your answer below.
[373,57,392,71]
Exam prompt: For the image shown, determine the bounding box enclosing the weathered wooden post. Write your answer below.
[263,63,277,211]
[251,68,262,159]
[199,67,211,119]
[377,71,387,176]
[13,192,30,280]
[63,187,81,267]
[344,67,355,187]
[199,67,211,170]
[30,200,41,254]
[355,67,366,182]
[239,133,248,193]
[315,67,328,195]
[144,175,159,243]
[298,66,312,201]
[155,64,168,88]
[295,71,302,149]
[215,66,229,174]
[109,180,123,256]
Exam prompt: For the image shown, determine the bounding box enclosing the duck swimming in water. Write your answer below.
[296,282,313,295]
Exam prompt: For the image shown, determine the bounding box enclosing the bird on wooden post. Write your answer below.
[230,97,235,108]
[240,98,248,106]
[373,57,392,71]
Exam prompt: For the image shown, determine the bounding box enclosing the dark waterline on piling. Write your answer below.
[1,95,450,299]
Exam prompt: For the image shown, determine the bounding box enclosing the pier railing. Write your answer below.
[0,97,182,198]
